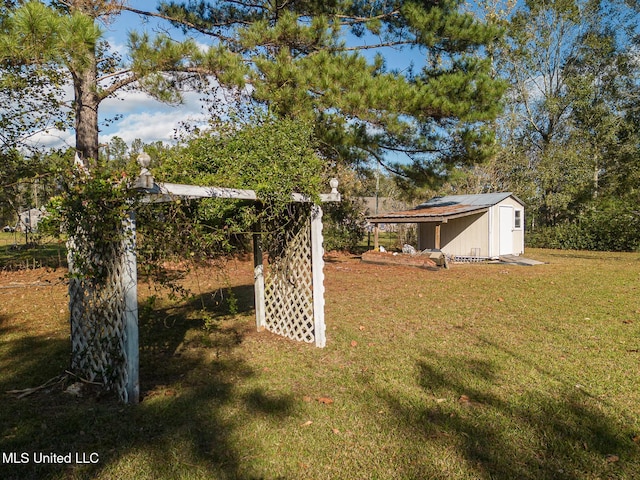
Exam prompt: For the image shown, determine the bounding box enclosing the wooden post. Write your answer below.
[122,212,139,404]
[253,223,266,332]
[435,223,441,250]
[310,205,326,348]
[374,223,379,250]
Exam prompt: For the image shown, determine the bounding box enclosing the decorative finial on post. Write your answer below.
[138,151,150,168]
[135,152,154,190]
[329,178,339,195]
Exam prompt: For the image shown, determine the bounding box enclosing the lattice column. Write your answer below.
[67,215,139,403]
[122,213,139,403]
[263,204,326,347]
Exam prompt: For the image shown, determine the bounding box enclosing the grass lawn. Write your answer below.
[0,232,66,270]
[0,248,639,479]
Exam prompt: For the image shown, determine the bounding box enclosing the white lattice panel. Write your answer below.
[67,220,137,403]
[264,207,317,343]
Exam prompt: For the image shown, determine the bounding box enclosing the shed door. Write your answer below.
[499,206,514,255]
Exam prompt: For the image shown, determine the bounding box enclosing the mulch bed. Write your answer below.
[361,250,439,269]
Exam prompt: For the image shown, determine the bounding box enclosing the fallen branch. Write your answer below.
[6,375,66,399]
[5,369,102,399]
[64,370,102,386]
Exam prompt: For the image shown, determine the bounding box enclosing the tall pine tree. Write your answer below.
[150,0,506,184]
[0,1,245,167]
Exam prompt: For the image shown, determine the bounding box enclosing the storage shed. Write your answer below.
[17,208,45,232]
[366,192,525,260]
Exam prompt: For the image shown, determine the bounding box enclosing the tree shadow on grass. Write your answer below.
[1,283,296,480]
[0,313,76,480]
[138,284,256,390]
[0,317,70,395]
[381,349,639,480]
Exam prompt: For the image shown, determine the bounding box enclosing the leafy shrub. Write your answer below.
[322,197,366,252]
[141,115,324,261]
[527,199,640,252]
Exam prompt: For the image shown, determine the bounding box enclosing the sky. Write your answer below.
[32,1,425,153]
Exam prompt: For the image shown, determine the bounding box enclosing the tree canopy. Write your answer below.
[0,0,505,185]
[154,0,506,179]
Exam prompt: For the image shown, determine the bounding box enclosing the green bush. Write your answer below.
[137,115,325,262]
[322,197,366,252]
[527,199,640,252]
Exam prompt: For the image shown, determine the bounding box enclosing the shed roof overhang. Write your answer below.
[366,205,489,224]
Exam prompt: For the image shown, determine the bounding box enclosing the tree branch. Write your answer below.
[118,5,246,41]
[99,72,139,100]
[359,145,412,178]
[98,68,133,83]
[334,11,401,25]
[338,40,415,52]
[379,143,441,154]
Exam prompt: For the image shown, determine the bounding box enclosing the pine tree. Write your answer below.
[151,0,506,184]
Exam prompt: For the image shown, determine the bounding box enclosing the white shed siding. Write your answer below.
[442,213,488,257]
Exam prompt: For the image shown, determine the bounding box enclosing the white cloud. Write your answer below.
[99,89,213,144]
[101,88,205,116]
[23,90,209,150]
[102,109,208,145]
[26,128,75,151]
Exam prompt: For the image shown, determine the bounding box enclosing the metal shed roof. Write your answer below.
[367,192,521,223]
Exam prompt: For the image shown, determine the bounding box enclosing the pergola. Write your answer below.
[67,156,340,403]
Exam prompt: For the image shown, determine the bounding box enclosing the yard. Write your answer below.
[1,249,639,479]
[0,232,66,271]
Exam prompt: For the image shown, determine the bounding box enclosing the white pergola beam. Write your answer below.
[141,182,341,204]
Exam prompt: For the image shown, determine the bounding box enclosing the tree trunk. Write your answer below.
[72,54,100,168]
[593,154,599,199]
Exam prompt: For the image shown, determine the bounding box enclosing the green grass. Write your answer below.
[356,231,398,252]
[1,248,639,479]
[0,232,67,270]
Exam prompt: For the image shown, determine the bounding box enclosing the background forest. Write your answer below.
[1,0,639,254]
